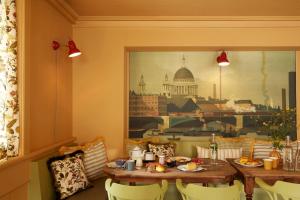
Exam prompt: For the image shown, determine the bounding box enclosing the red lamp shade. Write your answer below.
[217,51,230,67]
[52,41,60,50]
[67,40,81,58]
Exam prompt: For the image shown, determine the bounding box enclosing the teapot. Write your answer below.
[130,146,146,160]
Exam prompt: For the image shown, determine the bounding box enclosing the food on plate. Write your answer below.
[246,160,260,165]
[178,158,188,162]
[155,164,166,172]
[175,157,190,163]
[237,157,262,166]
[239,156,249,164]
[186,162,197,171]
[191,158,204,164]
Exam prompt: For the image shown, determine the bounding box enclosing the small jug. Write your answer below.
[136,156,143,169]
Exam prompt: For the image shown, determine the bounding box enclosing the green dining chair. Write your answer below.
[176,179,242,200]
[255,178,300,200]
[105,178,168,200]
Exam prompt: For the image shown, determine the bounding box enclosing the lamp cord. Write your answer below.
[53,50,59,141]
[219,66,222,131]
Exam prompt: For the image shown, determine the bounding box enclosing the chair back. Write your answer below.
[273,181,300,200]
[176,179,241,200]
[105,179,168,200]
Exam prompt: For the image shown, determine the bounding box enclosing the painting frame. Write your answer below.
[123,47,300,143]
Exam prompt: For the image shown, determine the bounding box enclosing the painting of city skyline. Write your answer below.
[128,51,296,139]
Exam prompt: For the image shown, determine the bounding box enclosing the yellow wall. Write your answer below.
[29,0,73,152]
[0,0,73,199]
[73,21,300,160]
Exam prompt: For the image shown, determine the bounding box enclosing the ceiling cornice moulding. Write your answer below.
[47,0,79,24]
[75,16,300,28]
[77,16,300,22]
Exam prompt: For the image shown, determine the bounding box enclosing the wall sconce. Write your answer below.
[52,40,82,57]
[217,51,230,67]
[50,39,81,141]
[216,50,230,133]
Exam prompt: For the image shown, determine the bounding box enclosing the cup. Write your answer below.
[166,159,176,168]
[269,157,279,169]
[145,152,154,161]
[263,159,273,170]
[125,160,135,171]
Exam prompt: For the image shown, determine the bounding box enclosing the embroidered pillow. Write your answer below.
[148,143,175,157]
[48,150,91,199]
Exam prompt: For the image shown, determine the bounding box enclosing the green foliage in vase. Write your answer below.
[256,109,296,150]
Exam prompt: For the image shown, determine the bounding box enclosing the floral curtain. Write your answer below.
[0,0,19,161]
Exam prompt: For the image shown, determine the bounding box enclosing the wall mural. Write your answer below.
[129,51,296,140]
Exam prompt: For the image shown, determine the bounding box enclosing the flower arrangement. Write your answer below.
[257,109,296,150]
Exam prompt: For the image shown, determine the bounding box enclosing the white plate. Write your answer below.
[177,165,205,172]
[171,156,191,163]
[106,162,118,168]
[234,159,264,167]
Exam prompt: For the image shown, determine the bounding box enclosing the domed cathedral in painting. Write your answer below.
[162,56,198,98]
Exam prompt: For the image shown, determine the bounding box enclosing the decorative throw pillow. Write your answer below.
[81,138,108,180]
[48,150,91,199]
[196,146,242,161]
[196,146,210,159]
[216,136,255,157]
[59,137,108,181]
[125,139,148,157]
[125,137,160,156]
[253,141,277,159]
[148,143,175,157]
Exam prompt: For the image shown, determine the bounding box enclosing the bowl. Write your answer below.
[115,159,126,167]
[166,159,176,168]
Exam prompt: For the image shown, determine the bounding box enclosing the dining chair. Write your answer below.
[176,179,242,200]
[105,178,168,200]
[255,178,300,200]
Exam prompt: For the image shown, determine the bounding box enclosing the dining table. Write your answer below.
[227,158,300,200]
[103,159,237,185]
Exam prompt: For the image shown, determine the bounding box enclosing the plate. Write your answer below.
[177,165,205,172]
[171,156,191,163]
[106,162,118,168]
[234,159,264,167]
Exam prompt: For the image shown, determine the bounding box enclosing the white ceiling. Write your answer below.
[65,0,300,16]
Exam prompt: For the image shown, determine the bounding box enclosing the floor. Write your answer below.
[68,177,271,200]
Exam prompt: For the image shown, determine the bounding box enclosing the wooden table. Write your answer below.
[104,159,237,185]
[227,159,300,200]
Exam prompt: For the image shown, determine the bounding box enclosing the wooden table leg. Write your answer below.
[129,182,136,186]
[244,177,255,200]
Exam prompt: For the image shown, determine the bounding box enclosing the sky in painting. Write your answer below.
[129,51,296,108]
